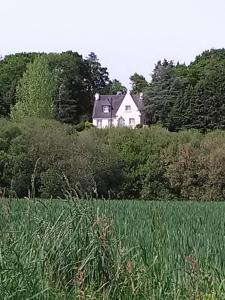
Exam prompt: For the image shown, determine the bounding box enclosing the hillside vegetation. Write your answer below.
[2,48,225,200]
[1,118,225,201]
[2,49,225,132]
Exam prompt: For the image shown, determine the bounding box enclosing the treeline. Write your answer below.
[1,118,225,201]
[144,49,225,131]
[2,48,225,132]
[0,51,127,123]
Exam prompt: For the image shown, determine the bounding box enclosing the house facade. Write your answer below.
[92,91,144,128]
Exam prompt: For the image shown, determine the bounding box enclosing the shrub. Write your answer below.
[163,130,225,200]
[97,125,174,199]
[84,120,94,129]
[3,118,225,200]
[74,121,85,132]
[1,119,123,198]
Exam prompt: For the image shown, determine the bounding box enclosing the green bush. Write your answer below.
[74,121,85,132]
[1,118,123,198]
[84,120,94,129]
[98,126,175,199]
[2,118,225,200]
[163,129,225,200]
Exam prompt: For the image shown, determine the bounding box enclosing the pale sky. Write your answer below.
[1,0,225,87]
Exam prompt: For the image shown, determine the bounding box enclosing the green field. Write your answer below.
[0,199,225,299]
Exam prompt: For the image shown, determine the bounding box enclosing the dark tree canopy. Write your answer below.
[0,51,116,124]
[0,53,38,116]
[106,79,127,95]
[47,51,91,123]
[144,60,186,129]
[173,60,225,131]
[130,73,148,93]
[2,48,225,131]
[143,49,225,131]
[85,52,111,93]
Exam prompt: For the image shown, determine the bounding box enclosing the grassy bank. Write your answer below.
[0,199,224,299]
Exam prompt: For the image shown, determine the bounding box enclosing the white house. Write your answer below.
[92,91,145,128]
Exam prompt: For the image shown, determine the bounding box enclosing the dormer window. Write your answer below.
[102,105,110,113]
[125,105,131,112]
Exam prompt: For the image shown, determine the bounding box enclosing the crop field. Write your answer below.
[0,199,225,299]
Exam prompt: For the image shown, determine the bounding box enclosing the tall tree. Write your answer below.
[85,52,111,93]
[11,55,56,121]
[0,53,38,117]
[130,73,148,93]
[0,51,117,123]
[173,60,225,131]
[48,51,112,123]
[48,51,89,123]
[144,60,185,128]
[170,49,225,131]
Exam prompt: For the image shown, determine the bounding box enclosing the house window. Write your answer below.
[125,105,131,112]
[129,118,135,126]
[97,119,102,128]
[102,105,110,113]
[108,119,113,127]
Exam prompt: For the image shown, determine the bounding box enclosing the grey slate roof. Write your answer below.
[132,94,144,111]
[92,94,144,119]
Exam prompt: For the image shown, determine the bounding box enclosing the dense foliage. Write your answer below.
[1,118,225,200]
[12,55,56,120]
[2,48,225,199]
[144,48,225,131]
[0,51,125,123]
[0,53,37,116]
[129,72,148,93]
[2,48,225,131]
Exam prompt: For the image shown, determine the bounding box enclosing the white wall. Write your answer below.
[93,118,116,128]
[115,93,141,128]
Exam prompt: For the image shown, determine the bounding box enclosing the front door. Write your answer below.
[117,117,125,126]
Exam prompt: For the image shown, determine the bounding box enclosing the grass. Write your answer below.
[0,198,225,299]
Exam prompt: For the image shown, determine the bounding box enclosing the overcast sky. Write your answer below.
[1,0,225,87]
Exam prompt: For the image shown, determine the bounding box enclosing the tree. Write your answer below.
[85,52,111,93]
[0,53,38,117]
[187,48,225,85]
[11,55,56,121]
[179,60,225,131]
[48,51,112,123]
[48,51,88,123]
[130,73,148,93]
[169,84,194,130]
[0,51,113,123]
[107,79,127,95]
[144,60,185,128]
[170,52,225,131]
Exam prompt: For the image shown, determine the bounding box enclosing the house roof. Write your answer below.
[92,93,144,119]
[132,94,144,111]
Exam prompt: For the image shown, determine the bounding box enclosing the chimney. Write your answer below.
[95,93,100,101]
[139,92,143,101]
